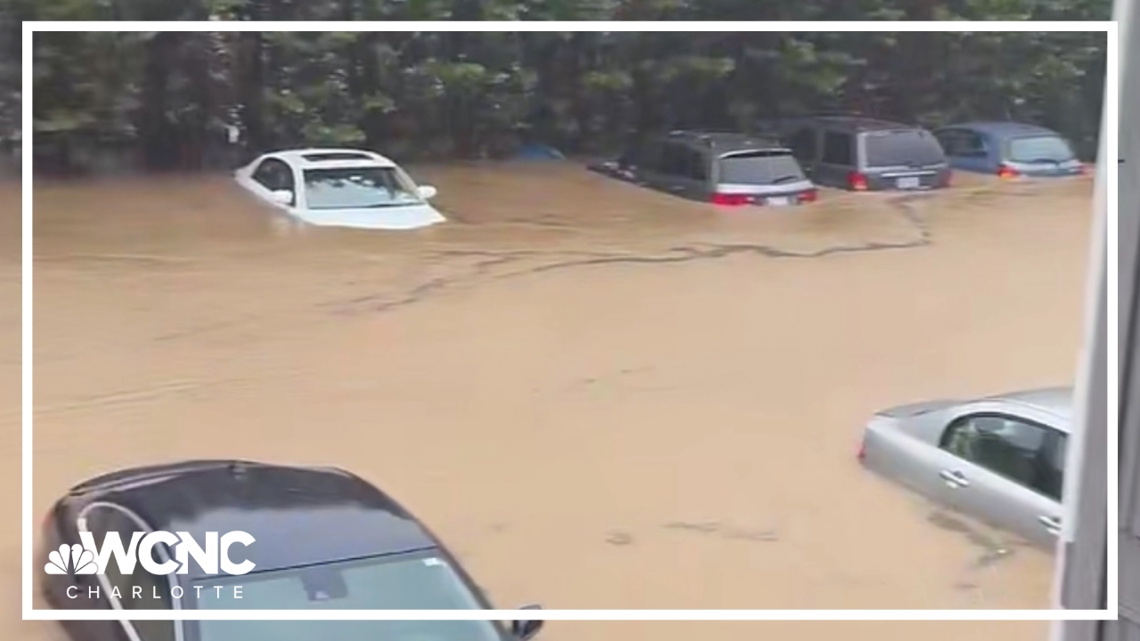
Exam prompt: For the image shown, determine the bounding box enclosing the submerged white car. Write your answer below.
[234,148,446,230]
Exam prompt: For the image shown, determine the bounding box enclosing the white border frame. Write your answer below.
[22,20,1117,622]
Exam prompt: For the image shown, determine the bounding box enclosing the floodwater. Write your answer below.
[7,162,1097,638]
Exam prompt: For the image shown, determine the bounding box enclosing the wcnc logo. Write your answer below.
[45,531,256,577]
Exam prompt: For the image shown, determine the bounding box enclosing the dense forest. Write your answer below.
[4,0,1111,174]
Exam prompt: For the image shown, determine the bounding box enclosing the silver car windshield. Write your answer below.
[303,166,421,210]
[717,151,806,185]
[865,130,946,167]
[189,550,506,641]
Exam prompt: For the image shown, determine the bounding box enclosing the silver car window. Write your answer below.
[864,130,946,167]
[939,413,1064,500]
[821,131,854,166]
[718,152,806,185]
[973,415,1047,450]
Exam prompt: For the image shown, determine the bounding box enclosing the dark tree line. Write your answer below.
[5,0,1110,174]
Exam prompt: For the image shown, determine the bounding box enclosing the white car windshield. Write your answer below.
[189,551,506,641]
[303,166,422,210]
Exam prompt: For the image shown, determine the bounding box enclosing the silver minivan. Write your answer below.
[611,130,819,207]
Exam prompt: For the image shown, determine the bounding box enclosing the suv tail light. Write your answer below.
[940,170,953,188]
[847,171,869,191]
[997,164,1020,179]
[711,193,749,206]
[797,189,819,203]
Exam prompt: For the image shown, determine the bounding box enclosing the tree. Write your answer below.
[8,0,1110,173]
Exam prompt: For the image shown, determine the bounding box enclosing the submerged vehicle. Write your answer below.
[934,122,1086,179]
[234,148,446,230]
[858,387,1069,550]
[592,130,819,207]
[41,460,546,641]
[758,115,952,192]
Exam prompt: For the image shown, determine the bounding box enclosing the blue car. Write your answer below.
[933,122,1086,179]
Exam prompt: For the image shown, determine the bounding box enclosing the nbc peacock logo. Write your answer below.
[45,543,99,575]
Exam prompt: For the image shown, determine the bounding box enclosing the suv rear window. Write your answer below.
[1008,135,1075,163]
[864,130,946,167]
[717,150,805,185]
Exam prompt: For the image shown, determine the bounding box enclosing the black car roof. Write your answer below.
[67,460,439,577]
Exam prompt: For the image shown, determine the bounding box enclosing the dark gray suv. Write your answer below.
[758,116,952,192]
[602,130,819,207]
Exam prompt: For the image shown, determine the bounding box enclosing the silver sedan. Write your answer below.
[858,387,1069,550]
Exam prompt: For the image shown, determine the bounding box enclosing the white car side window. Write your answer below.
[252,159,292,192]
[250,160,274,187]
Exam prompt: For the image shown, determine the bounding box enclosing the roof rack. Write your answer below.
[667,129,738,137]
[808,111,868,118]
[666,130,782,149]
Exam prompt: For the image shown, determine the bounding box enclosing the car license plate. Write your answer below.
[766,196,790,206]
[897,177,921,189]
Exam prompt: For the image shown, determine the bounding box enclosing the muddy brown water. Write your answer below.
[2,162,1097,638]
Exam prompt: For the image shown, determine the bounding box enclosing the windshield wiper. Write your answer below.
[771,175,801,184]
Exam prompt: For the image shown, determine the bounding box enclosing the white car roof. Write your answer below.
[269,148,397,170]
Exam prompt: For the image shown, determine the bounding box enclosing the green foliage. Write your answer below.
[6,0,1111,169]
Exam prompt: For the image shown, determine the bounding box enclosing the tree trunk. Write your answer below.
[140,32,177,170]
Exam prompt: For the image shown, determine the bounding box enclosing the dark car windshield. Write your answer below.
[1008,135,1076,164]
[188,550,507,641]
[717,150,806,185]
[864,130,946,167]
[303,166,422,210]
